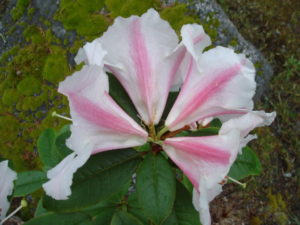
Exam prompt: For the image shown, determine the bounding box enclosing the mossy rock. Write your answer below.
[160,3,199,34]
[11,0,30,21]
[42,53,69,83]
[105,0,160,17]
[2,88,20,106]
[55,0,108,37]
[17,77,41,96]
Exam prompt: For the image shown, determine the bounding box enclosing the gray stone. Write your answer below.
[32,0,59,19]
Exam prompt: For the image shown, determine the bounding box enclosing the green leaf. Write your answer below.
[136,154,176,224]
[14,171,47,196]
[55,125,72,156]
[175,127,219,137]
[108,73,140,123]
[172,182,200,225]
[79,207,115,225]
[38,128,59,169]
[111,211,144,225]
[228,146,262,180]
[43,149,141,212]
[160,91,179,125]
[38,126,72,170]
[23,212,90,225]
[35,198,48,217]
[128,192,149,224]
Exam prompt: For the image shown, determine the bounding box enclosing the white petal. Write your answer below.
[99,9,179,124]
[43,152,90,200]
[59,65,147,155]
[169,24,211,92]
[163,127,241,225]
[0,161,17,220]
[181,24,211,62]
[220,111,276,152]
[46,65,148,200]
[166,46,256,131]
[74,39,106,67]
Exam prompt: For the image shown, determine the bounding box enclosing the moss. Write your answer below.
[42,52,69,83]
[17,77,41,96]
[54,0,109,38]
[105,0,160,18]
[23,25,44,44]
[2,89,20,106]
[27,7,35,19]
[160,3,199,34]
[229,38,238,47]
[11,0,30,21]
[0,46,20,64]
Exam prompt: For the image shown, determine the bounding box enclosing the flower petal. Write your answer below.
[166,46,256,131]
[58,65,148,154]
[74,39,106,67]
[169,24,211,91]
[99,9,179,124]
[0,160,17,220]
[42,152,89,200]
[163,130,240,225]
[220,111,276,152]
[44,65,147,200]
[181,24,211,62]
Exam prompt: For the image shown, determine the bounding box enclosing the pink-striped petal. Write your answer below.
[165,46,256,131]
[0,160,17,220]
[169,24,211,91]
[99,9,179,125]
[58,65,148,154]
[43,65,148,200]
[163,129,240,225]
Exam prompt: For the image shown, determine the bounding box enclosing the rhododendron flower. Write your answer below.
[43,8,276,225]
[0,160,17,221]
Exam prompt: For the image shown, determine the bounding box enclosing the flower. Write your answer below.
[43,8,275,225]
[0,160,17,221]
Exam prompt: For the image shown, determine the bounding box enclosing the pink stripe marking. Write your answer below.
[167,48,186,89]
[130,18,153,120]
[68,92,145,136]
[170,63,242,127]
[193,34,204,44]
[165,138,230,164]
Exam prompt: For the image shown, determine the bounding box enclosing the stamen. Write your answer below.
[0,200,27,224]
[52,111,72,121]
[225,176,247,189]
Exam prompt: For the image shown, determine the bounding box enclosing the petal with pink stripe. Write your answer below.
[99,9,179,125]
[165,46,256,131]
[163,129,240,225]
[43,65,148,200]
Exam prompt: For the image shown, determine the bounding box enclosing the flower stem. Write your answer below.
[157,126,169,139]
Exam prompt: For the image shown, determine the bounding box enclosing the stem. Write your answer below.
[52,111,72,121]
[157,126,169,139]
